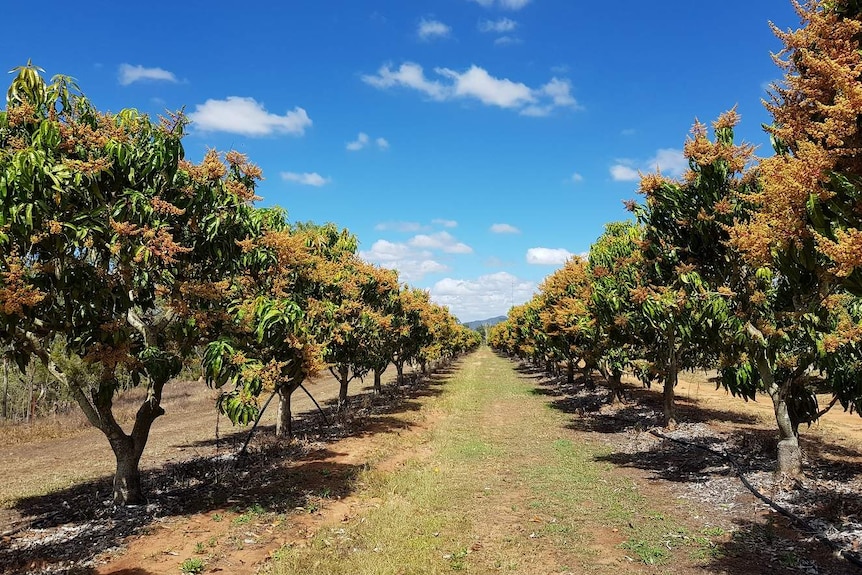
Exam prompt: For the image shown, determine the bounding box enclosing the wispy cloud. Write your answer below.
[478,18,517,33]
[493,36,522,46]
[490,223,520,234]
[418,18,451,40]
[346,132,390,151]
[375,221,425,232]
[429,271,536,322]
[281,171,331,187]
[570,172,584,183]
[469,0,533,11]
[189,97,312,136]
[364,62,579,116]
[409,231,472,254]
[347,132,369,151]
[433,219,458,228]
[609,148,686,182]
[118,64,178,86]
[526,247,573,265]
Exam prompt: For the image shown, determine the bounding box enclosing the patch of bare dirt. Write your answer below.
[0,367,443,575]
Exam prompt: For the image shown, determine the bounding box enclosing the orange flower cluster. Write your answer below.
[0,260,45,316]
[733,1,862,274]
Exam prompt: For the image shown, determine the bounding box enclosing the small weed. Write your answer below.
[620,539,670,565]
[780,551,799,567]
[702,526,725,537]
[448,547,469,571]
[193,541,206,554]
[208,536,218,548]
[179,557,205,574]
[232,503,267,525]
[211,513,223,522]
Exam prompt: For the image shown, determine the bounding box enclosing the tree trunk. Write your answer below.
[27,369,35,422]
[756,356,802,476]
[566,360,574,384]
[582,365,595,390]
[276,385,292,439]
[111,435,144,505]
[609,371,625,404]
[420,361,428,375]
[663,328,678,429]
[662,370,677,429]
[395,361,404,385]
[373,368,383,393]
[105,395,164,505]
[338,365,350,406]
[1,358,8,420]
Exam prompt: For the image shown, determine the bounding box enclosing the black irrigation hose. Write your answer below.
[299,383,330,426]
[649,428,862,570]
[236,389,279,460]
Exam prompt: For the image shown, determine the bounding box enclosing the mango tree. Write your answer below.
[628,110,756,428]
[203,220,357,438]
[0,64,262,504]
[536,257,595,384]
[587,221,645,402]
[724,0,862,474]
[323,256,400,405]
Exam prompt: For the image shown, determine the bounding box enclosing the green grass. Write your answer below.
[264,348,721,574]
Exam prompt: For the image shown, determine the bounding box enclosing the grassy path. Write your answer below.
[267,348,718,574]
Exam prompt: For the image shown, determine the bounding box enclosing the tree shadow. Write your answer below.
[0,362,455,575]
[704,515,861,575]
[503,356,862,575]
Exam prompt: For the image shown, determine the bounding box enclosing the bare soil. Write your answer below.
[1,358,861,574]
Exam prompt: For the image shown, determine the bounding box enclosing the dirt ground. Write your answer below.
[1,359,861,574]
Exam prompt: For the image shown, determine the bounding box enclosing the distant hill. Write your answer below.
[463,315,506,330]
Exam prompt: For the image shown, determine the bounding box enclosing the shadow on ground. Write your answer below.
[505,354,862,575]
[0,360,459,575]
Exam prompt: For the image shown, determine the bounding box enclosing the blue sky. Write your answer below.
[5,0,800,322]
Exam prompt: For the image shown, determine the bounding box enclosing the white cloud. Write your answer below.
[621,128,637,136]
[418,18,451,40]
[648,148,687,176]
[281,172,331,187]
[429,271,537,322]
[490,223,520,234]
[432,219,458,228]
[571,172,584,183]
[526,247,573,265]
[189,97,312,136]
[610,148,686,182]
[363,61,579,116]
[438,65,534,109]
[479,18,517,33]
[493,35,522,46]
[347,132,370,151]
[375,221,425,232]
[362,62,447,100]
[409,231,472,254]
[348,133,389,151]
[610,164,640,181]
[469,0,533,10]
[118,64,178,86]
[520,78,580,117]
[360,239,448,282]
